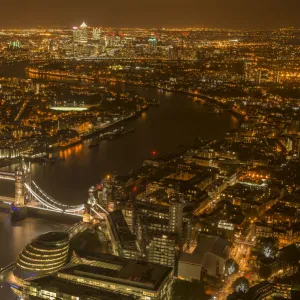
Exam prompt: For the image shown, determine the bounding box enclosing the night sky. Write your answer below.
[1,0,299,29]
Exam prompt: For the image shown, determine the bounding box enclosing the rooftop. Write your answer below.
[179,235,230,265]
[28,275,134,300]
[31,231,69,249]
[59,253,172,291]
[107,210,138,251]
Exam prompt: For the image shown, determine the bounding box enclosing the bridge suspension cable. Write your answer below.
[25,184,64,212]
[25,182,85,213]
[24,180,108,220]
[96,203,109,215]
[91,208,105,220]
[31,181,84,209]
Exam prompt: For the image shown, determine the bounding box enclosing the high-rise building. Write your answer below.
[35,83,40,95]
[72,26,80,43]
[149,37,158,52]
[243,61,251,82]
[147,232,177,267]
[169,199,184,235]
[257,70,262,85]
[73,22,88,44]
[275,70,280,84]
[92,27,101,41]
[107,210,140,259]
[133,199,187,268]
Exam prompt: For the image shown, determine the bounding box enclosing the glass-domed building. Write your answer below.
[14,231,70,279]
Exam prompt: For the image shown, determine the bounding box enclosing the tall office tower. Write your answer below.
[92,27,101,41]
[35,83,40,95]
[148,37,158,52]
[243,61,251,82]
[147,233,177,267]
[124,193,135,232]
[79,22,88,43]
[73,22,88,44]
[134,199,187,268]
[169,198,184,235]
[107,210,140,260]
[275,70,280,83]
[48,40,55,52]
[72,27,80,43]
[257,70,262,85]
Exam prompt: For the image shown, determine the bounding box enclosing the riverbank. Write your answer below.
[27,64,246,121]
[102,78,246,121]
[26,66,244,119]
[0,65,239,204]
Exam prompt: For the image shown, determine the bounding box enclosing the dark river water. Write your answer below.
[0,63,239,299]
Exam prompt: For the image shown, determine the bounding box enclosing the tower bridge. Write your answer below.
[0,160,108,222]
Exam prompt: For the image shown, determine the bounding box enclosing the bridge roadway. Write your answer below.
[0,175,107,219]
[0,171,15,181]
[0,196,84,218]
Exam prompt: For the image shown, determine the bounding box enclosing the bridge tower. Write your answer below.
[15,160,31,206]
[15,169,25,206]
[83,187,96,223]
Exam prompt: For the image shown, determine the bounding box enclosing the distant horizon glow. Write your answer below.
[0,0,299,29]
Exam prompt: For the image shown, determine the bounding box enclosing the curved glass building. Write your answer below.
[14,231,70,279]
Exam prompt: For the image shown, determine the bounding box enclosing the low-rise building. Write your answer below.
[178,235,230,281]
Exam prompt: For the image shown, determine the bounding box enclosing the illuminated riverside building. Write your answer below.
[72,22,93,58]
[0,146,20,159]
[14,232,70,279]
[16,251,173,300]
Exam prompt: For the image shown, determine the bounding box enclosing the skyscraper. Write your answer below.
[133,198,186,268]
[149,37,158,52]
[73,22,88,44]
[92,27,101,41]
[169,199,184,235]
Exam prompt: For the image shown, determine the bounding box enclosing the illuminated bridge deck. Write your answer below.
[0,196,14,203]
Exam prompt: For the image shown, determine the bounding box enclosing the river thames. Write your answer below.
[0,64,239,299]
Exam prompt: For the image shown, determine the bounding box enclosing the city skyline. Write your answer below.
[0,6,300,299]
[0,0,300,29]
